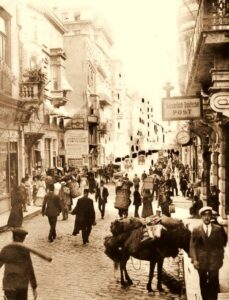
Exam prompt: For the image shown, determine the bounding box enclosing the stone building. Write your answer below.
[0,0,71,213]
[177,0,229,231]
[56,7,114,169]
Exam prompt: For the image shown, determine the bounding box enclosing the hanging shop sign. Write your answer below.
[162,97,201,121]
[176,130,190,145]
[71,118,84,129]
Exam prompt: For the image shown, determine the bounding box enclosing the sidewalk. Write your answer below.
[0,205,41,232]
[173,195,229,300]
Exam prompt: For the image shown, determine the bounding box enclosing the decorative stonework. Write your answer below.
[210,92,229,116]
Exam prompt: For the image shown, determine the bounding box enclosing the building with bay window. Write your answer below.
[0,0,72,213]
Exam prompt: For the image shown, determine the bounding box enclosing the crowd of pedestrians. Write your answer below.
[2,155,228,300]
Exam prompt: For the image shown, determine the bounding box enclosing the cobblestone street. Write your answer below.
[0,184,184,300]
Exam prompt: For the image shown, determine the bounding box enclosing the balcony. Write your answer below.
[19,82,40,101]
[50,90,68,108]
[185,0,229,94]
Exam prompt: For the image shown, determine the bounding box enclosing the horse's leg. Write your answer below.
[120,261,125,286]
[147,260,156,292]
[157,258,165,292]
[123,258,133,286]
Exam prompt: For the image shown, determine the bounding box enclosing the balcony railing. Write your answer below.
[185,0,229,90]
[19,82,40,100]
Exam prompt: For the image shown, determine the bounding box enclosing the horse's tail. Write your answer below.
[114,261,120,270]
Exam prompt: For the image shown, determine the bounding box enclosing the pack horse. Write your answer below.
[104,216,191,293]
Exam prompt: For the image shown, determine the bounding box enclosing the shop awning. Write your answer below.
[61,75,73,91]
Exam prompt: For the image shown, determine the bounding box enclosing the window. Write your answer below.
[142,98,144,103]
[118,122,120,129]
[51,66,59,90]
[0,16,6,62]
[117,93,119,99]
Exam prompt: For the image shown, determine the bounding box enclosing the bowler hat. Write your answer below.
[12,227,28,237]
[199,206,212,216]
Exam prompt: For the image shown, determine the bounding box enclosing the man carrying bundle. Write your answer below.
[0,228,37,300]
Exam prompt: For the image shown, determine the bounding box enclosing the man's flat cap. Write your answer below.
[199,206,213,216]
[12,227,28,236]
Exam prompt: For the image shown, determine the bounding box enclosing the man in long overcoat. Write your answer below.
[190,206,226,300]
[42,184,62,242]
[95,180,109,219]
[71,189,96,244]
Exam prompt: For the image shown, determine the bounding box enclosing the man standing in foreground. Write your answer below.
[0,228,37,300]
[42,184,62,242]
[95,180,109,219]
[190,206,226,300]
[72,189,96,244]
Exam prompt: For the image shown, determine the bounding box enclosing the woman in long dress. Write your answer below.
[7,186,23,228]
[35,175,46,206]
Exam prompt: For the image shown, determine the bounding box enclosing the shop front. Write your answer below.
[0,139,19,212]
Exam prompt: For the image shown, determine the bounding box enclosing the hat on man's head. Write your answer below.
[199,206,213,216]
[12,227,28,237]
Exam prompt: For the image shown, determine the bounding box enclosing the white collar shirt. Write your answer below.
[203,223,212,237]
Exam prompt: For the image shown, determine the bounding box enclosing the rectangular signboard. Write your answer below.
[162,97,201,121]
[65,130,88,159]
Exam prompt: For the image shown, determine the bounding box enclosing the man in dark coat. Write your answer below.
[71,189,96,244]
[190,206,226,300]
[95,180,109,219]
[133,186,142,217]
[0,228,37,300]
[42,184,62,242]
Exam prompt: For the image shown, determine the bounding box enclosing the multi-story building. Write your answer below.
[177,0,229,230]
[0,0,71,213]
[56,7,114,169]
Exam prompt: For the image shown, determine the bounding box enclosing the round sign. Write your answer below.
[176,130,190,145]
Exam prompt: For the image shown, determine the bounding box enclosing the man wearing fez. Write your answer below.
[190,206,226,300]
[0,228,37,300]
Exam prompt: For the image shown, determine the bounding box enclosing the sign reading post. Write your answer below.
[162,97,201,121]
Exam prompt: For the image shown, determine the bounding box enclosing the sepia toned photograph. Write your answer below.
[0,0,228,299]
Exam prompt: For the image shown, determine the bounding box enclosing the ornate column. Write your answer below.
[218,140,227,222]
[210,147,219,187]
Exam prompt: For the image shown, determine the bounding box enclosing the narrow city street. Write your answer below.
[0,183,186,300]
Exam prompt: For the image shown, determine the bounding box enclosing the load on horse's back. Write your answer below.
[104,215,191,293]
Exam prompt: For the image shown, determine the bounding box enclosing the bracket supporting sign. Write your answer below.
[162,97,201,121]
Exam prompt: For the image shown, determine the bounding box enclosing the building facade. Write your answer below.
[0,0,71,213]
[57,7,114,169]
[177,0,229,233]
